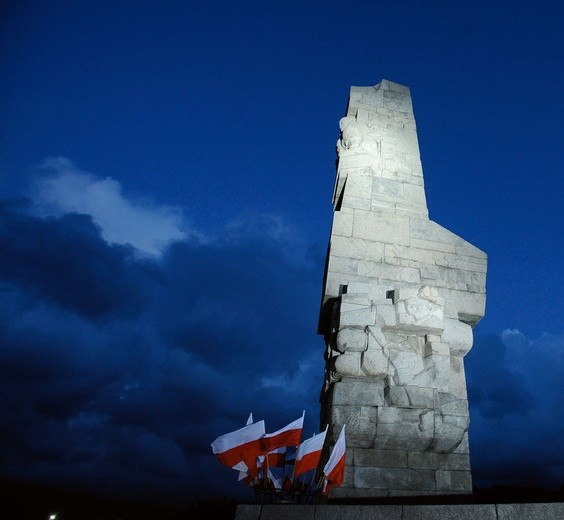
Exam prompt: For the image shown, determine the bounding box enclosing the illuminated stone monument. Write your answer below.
[318,80,487,497]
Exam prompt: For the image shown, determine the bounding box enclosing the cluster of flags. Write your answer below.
[210,411,346,498]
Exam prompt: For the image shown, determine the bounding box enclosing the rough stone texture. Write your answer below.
[259,504,315,520]
[402,504,496,520]
[496,503,564,520]
[317,80,487,497]
[235,503,563,520]
[315,505,402,520]
[234,504,261,520]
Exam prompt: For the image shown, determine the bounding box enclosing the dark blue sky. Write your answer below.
[1,0,562,505]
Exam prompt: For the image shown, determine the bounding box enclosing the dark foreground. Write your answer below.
[1,479,563,520]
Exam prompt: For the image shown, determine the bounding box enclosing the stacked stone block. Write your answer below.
[318,80,487,497]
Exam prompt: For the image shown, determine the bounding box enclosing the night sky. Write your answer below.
[1,0,563,507]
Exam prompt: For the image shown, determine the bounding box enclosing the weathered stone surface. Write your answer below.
[424,339,449,357]
[329,487,390,498]
[361,348,388,377]
[435,470,472,492]
[449,357,469,399]
[407,452,470,471]
[354,448,408,468]
[331,378,386,406]
[318,79,487,498]
[384,385,435,409]
[337,328,367,352]
[315,505,402,520]
[497,503,564,520]
[403,504,496,520]
[376,407,434,451]
[355,466,436,491]
[236,503,563,520]
[453,431,470,454]
[431,414,469,453]
[441,318,473,356]
[352,212,411,245]
[334,351,362,376]
[331,405,377,448]
[234,504,261,520]
[260,505,315,520]
[438,393,469,416]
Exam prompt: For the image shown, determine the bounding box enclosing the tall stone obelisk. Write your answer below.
[318,80,487,498]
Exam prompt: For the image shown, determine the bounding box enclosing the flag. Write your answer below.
[266,468,282,490]
[258,447,286,469]
[237,413,255,481]
[281,475,293,492]
[236,462,249,481]
[322,425,346,496]
[211,420,265,469]
[294,425,328,479]
[284,446,296,466]
[260,411,304,452]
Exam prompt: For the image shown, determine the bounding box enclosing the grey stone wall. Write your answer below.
[317,80,487,497]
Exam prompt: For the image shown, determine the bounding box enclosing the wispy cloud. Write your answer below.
[30,157,188,257]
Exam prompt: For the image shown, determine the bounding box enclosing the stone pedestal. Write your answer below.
[317,80,487,497]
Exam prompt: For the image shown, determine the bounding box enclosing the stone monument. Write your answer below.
[317,80,487,498]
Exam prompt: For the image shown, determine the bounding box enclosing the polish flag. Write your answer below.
[258,447,286,469]
[211,420,265,468]
[266,468,282,490]
[236,413,255,481]
[322,424,346,496]
[260,411,304,452]
[294,426,328,479]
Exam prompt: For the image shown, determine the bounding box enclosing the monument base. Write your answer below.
[235,501,564,520]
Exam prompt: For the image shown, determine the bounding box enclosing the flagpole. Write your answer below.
[290,411,305,486]
[314,424,329,491]
[262,443,273,495]
[308,467,317,490]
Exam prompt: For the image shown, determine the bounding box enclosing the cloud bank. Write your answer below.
[0,160,562,504]
[0,163,326,504]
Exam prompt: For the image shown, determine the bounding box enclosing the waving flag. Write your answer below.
[258,447,286,469]
[260,411,304,452]
[322,424,346,496]
[266,468,282,490]
[294,426,328,478]
[236,413,255,481]
[211,420,265,468]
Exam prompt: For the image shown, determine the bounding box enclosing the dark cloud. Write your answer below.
[467,332,564,488]
[0,200,325,504]
[2,197,562,504]
[466,334,535,418]
[0,200,155,319]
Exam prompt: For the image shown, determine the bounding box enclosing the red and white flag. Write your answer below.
[236,413,255,481]
[294,425,327,478]
[322,424,346,496]
[211,420,265,469]
[266,468,282,490]
[260,411,304,452]
[258,447,286,469]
